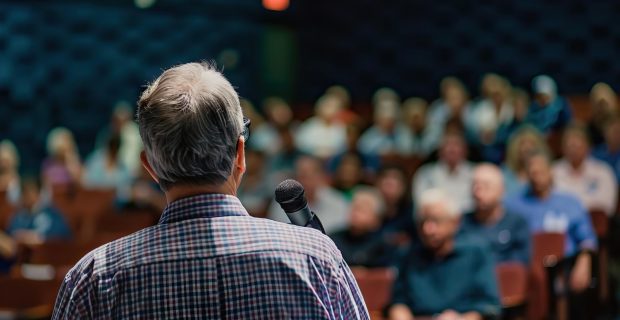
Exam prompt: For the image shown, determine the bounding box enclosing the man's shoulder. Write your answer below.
[80,216,344,277]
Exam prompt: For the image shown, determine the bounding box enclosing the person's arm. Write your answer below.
[387,249,415,319]
[52,254,97,319]
[469,246,502,318]
[568,201,598,292]
[388,303,415,320]
[0,232,16,259]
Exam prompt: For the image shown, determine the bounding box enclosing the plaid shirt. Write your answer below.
[52,194,369,319]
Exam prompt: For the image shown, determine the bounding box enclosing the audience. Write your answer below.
[553,125,618,216]
[331,152,368,201]
[82,134,133,203]
[267,155,349,234]
[358,98,411,156]
[502,125,550,197]
[592,116,620,185]
[588,82,619,146]
[472,73,514,144]
[0,139,21,205]
[375,165,415,239]
[401,97,442,157]
[428,76,475,133]
[41,127,82,189]
[96,102,143,177]
[413,131,474,214]
[329,186,396,267]
[460,163,531,265]
[240,99,279,155]
[526,75,572,134]
[388,189,501,320]
[295,94,346,158]
[7,177,72,243]
[504,151,597,320]
[237,149,272,216]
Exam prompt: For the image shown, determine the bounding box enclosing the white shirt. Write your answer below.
[413,161,474,214]
[267,186,350,234]
[553,157,618,216]
[295,117,346,158]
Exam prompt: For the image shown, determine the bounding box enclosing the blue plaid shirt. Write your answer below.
[52,194,369,319]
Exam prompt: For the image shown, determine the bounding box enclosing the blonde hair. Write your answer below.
[505,125,549,173]
[46,127,77,156]
[0,139,20,169]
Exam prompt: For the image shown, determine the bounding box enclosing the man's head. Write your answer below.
[416,189,460,252]
[137,62,245,192]
[525,151,554,197]
[472,164,504,213]
[562,125,591,167]
[348,187,385,235]
[438,132,467,167]
[532,75,557,107]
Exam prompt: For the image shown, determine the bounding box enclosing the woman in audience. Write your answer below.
[82,134,133,203]
[588,82,619,146]
[0,139,21,204]
[41,127,82,189]
[526,74,573,134]
[503,125,550,197]
[331,152,368,201]
[357,97,411,156]
[375,165,415,242]
[240,99,279,155]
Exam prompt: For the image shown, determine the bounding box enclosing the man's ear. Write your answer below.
[236,137,246,175]
[140,151,159,183]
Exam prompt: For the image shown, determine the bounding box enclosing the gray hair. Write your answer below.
[416,188,460,219]
[137,62,243,190]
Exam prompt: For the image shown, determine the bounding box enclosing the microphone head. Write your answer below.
[275,179,308,213]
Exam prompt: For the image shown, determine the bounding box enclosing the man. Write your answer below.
[330,186,396,268]
[388,189,501,320]
[460,163,531,265]
[268,155,350,234]
[553,125,617,216]
[505,151,597,319]
[413,131,474,214]
[52,63,368,319]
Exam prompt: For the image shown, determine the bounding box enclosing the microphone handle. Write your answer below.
[305,211,326,234]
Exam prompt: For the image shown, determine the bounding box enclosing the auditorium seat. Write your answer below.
[0,190,15,230]
[589,209,610,307]
[351,267,395,319]
[496,262,528,319]
[529,232,566,320]
[0,277,61,319]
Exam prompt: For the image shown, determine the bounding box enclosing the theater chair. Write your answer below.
[496,262,528,319]
[529,232,566,320]
[589,209,610,313]
[0,277,62,319]
[350,267,396,320]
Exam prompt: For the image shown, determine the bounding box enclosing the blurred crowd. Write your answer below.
[1,72,620,319]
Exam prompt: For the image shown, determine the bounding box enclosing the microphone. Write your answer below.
[275,179,326,234]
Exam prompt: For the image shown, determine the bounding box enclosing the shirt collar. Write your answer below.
[158,193,249,225]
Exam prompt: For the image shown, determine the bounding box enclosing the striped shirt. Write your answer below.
[52,194,369,319]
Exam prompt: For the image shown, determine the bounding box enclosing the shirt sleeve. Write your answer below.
[570,201,598,252]
[52,254,97,320]
[335,261,371,320]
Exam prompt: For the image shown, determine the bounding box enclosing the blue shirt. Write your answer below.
[504,189,597,257]
[7,206,71,240]
[525,97,572,134]
[52,194,369,319]
[592,145,620,183]
[460,211,531,265]
[390,236,501,317]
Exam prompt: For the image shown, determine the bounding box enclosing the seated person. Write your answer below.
[505,152,597,320]
[553,125,617,216]
[6,177,72,243]
[592,116,620,187]
[413,131,474,214]
[330,186,396,267]
[461,163,531,265]
[525,75,572,135]
[388,189,501,320]
[267,155,349,234]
